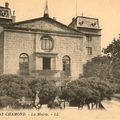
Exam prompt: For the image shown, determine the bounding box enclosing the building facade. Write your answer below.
[0,2,101,80]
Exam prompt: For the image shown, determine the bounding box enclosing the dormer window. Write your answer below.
[41,36,53,51]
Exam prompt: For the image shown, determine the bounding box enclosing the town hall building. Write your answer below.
[0,2,101,80]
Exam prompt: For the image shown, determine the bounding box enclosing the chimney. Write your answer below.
[12,10,16,23]
[5,2,9,8]
[72,17,75,21]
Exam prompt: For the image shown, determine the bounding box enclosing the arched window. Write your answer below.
[41,36,53,51]
[62,55,71,76]
[19,53,29,75]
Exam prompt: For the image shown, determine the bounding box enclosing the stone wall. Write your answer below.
[0,27,4,74]
[3,28,101,79]
[82,35,101,65]
[3,30,35,74]
[35,33,83,78]
[3,29,84,79]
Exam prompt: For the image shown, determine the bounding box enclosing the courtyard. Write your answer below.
[0,99,120,120]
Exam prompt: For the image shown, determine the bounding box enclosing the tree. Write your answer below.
[0,74,33,99]
[0,74,34,109]
[103,37,120,85]
[29,78,59,104]
[103,38,120,59]
[83,56,111,81]
[61,77,113,109]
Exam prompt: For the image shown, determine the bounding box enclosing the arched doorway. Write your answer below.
[62,55,71,76]
[19,53,29,75]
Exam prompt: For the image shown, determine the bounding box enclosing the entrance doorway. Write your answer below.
[43,57,51,70]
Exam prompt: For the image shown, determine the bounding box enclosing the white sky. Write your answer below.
[0,0,120,49]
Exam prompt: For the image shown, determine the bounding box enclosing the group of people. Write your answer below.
[32,91,105,110]
[32,91,65,109]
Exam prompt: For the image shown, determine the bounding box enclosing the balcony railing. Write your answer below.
[31,70,59,76]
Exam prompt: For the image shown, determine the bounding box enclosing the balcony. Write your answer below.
[31,70,59,76]
[30,70,73,81]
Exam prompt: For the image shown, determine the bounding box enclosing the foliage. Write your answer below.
[29,78,59,104]
[61,77,113,105]
[80,77,113,100]
[0,96,20,109]
[0,74,33,99]
[47,101,61,109]
[103,38,120,59]
[102,38,120,84]
[113,84,120,93]
[83,55,120,93]
[83,37,120,85]
[0,75,60,108]
[83,56,111,80]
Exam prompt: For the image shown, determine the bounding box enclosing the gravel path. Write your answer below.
[0,100,120,120]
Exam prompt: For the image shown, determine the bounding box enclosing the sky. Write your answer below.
[0,0,120,49]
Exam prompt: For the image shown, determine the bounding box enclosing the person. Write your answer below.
[54,96,61,108]
[33,91,41,110]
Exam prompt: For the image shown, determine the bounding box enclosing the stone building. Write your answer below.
[0,2,101,80]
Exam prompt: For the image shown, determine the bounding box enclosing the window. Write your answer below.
[41,36,53,51]
[86,47,92,55]
[86,36,92,41]
[43,57,51,70]
[19,53,29,74]
[62,55,71,76]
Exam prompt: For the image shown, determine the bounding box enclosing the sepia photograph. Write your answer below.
[0,0,120,120]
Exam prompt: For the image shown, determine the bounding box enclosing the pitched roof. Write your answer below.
[12,17,82,34]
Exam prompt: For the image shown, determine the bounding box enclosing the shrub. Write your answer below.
[29,78,59,104]
[0,74,33,99]
[0,96,20,109]
[61,77,113,107]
